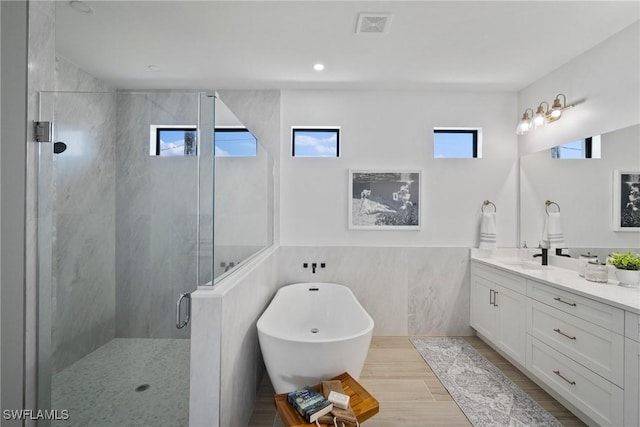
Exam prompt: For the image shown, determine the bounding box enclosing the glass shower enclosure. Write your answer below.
[36,90,215,425]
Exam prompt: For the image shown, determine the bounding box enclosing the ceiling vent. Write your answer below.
[356,13,392,34]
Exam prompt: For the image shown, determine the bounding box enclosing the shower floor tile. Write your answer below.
[52,338,189,427]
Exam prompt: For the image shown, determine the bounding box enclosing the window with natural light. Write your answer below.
[215,128,257,157]
[150,126,197,156]
[433,128,481,158]
[292,127,340,157]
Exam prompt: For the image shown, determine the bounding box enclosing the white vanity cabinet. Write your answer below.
[470,262,526,365]
[526,280,624,426]
[625,312,640,427]
[470,258,637,426]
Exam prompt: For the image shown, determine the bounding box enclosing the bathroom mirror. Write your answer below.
[520,123,640,260]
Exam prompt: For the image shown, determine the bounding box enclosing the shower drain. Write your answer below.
[310,328,319,334]
[135,384,150,392]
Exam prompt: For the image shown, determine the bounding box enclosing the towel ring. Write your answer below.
[545,200,560,214]
[481,200,497,213]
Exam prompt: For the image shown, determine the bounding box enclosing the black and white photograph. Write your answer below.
[614,171,640,231]
[349,170,420,230]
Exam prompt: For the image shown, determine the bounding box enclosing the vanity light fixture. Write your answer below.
[516,93,574,135]
[313,63,325,71]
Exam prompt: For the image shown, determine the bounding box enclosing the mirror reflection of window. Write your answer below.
[551,135,601,159]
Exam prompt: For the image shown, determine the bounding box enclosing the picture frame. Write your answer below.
[613,170,640,231]
[348,170,421,230]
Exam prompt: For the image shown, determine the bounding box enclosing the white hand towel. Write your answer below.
[542,212,564,249]
[479,212,497,249]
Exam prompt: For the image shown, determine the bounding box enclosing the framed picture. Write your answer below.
[613,170,640,231]
[348,170,421,230]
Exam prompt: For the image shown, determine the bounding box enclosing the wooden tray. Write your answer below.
[274,372,379,427]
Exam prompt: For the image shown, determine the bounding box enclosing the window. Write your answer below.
[551,135,601,159]
[292,127,340,157]
[150,125,197,156]
[433,128,480,158]
[215,128,257,157]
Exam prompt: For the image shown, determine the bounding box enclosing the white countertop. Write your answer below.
[471,250,640,315]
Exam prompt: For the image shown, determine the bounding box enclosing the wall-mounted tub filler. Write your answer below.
[303,262,326,273]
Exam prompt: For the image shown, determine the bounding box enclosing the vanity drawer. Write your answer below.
[626,311,640,342]
[527,280,624,334]
[527,336,623,427]
[527,298,624,387]
[471,262,526,294]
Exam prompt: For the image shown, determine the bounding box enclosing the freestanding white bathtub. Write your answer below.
[257,282,374,394]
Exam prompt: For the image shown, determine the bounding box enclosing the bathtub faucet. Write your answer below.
[303,262,326,273]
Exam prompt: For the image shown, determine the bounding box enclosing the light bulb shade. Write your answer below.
[533,112,546,128]
[516,108,533,135]
[516,118,530,135]
[533,102,549,128]
[549,94,566,121]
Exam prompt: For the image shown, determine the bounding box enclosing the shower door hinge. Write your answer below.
[32,121,52,142]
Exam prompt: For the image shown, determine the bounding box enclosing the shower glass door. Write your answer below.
[37,91,214,426]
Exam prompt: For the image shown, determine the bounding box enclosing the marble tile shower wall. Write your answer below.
[51,58,117,373]
[278,246,473,336]
[115,92,199,338]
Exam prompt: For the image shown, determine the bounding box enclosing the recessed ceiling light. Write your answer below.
[69,1,94,14]
[147,65,161,72]
[313,63,325,71]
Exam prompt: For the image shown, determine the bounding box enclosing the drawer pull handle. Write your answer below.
[553,297,576,307]
[493,291,498,307]
[489,289,494,306]
[553,328,576,340]
[553,370,576,385]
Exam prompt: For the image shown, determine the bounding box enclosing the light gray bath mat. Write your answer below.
[411,337,561,427]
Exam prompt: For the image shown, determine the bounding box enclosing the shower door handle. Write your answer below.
[176,292,191,329]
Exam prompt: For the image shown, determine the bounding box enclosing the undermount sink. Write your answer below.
[499,259,544,270]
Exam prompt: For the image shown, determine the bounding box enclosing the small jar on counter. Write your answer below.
[578,252,598,277]
[584,260,609,283]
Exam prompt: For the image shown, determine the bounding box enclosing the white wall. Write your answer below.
[517,20,640,252]
[276,89,518,337]
[518,22,640,156]
[280,90,519,247]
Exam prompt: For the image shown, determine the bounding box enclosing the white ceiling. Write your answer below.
[56,1,640,91]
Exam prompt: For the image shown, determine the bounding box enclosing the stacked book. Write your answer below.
[287,386,333,423]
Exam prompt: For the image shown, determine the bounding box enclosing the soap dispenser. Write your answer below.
[578,252,598,277]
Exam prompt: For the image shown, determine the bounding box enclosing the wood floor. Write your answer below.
[248,336,586,427]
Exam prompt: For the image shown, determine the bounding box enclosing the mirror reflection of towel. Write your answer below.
[542,212,564,249]
[479,212,496,250]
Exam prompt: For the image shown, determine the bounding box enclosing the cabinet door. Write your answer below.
[625,337,640,427]
[495,285,526,366]
[470,276,496,341]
